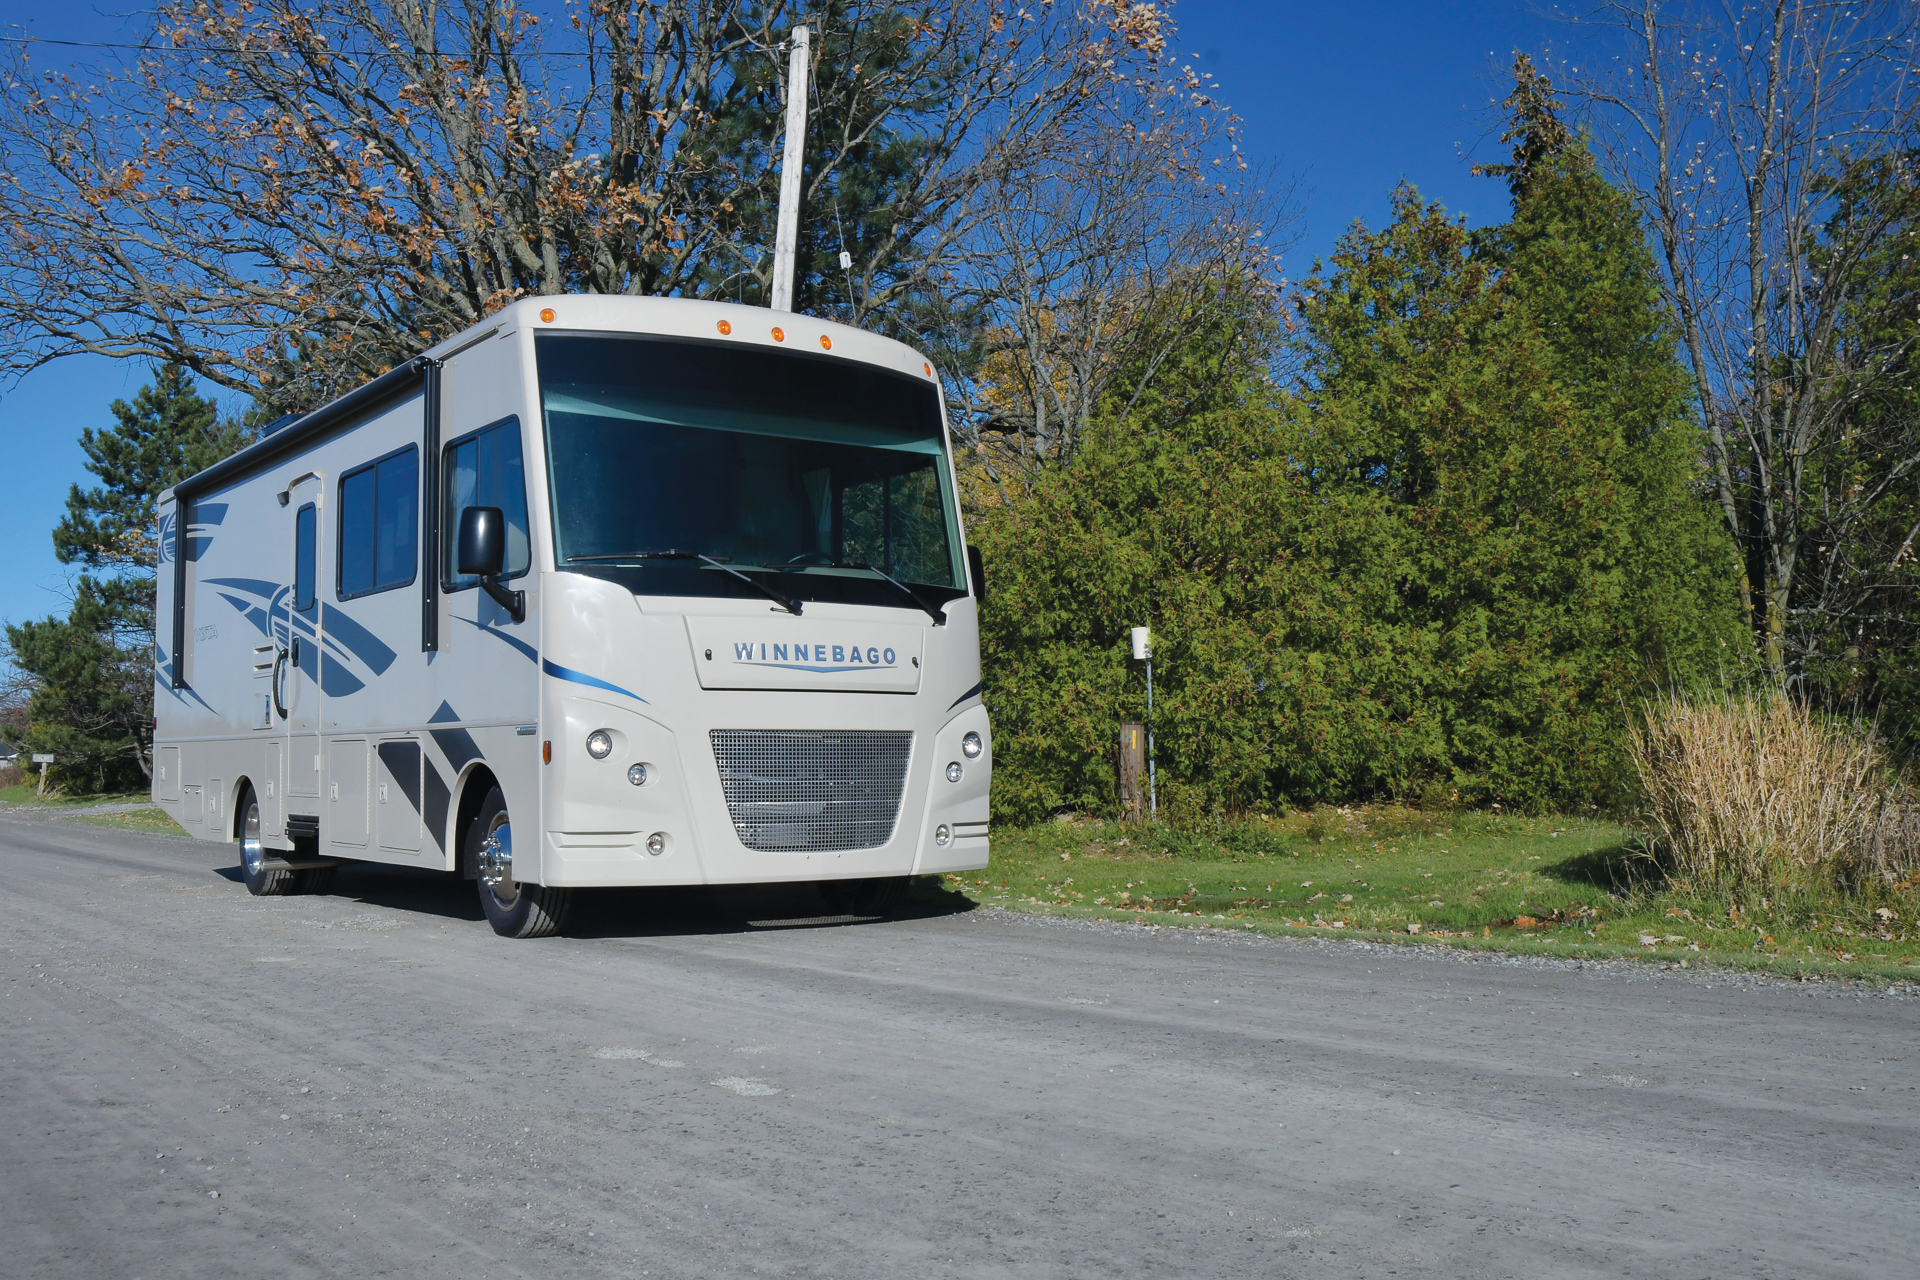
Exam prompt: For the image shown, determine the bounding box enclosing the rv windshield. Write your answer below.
[536,333,964,610]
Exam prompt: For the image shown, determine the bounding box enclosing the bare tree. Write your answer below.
[933,50,1294,499]
[1560,0,1920,679]
[0,0,1173,410]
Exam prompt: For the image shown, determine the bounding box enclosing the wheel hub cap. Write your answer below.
[241,802,264,877]
[479,821,517,906]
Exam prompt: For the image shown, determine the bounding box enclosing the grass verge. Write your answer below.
[943,808,1920,983]
[65,807,189,837]
[0,784,154,809]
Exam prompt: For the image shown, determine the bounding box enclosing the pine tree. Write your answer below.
[7,366,247,791]
[1293,68,1745,807]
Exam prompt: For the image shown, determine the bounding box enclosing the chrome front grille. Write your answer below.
[710,729,913,852]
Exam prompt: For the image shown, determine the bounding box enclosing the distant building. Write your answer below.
[0,741,18,765]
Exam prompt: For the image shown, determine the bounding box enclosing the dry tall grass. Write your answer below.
[1629,690,1916,891]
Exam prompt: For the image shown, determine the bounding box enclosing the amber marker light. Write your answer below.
[542,740,552,764]
[771,326,786,342]
[539,307,556,323]
[716,319,732,335]
[924,362,933,376]
[819,334,832,351]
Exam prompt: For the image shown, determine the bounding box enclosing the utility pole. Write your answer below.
[770,25,810,314]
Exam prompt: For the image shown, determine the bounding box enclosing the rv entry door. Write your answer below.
[282,476,325,818]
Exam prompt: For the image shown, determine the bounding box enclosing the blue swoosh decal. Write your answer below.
[322,607,397,675]
[319,652,366,696]
[459,616,537,664]
[542,660,647,703]
[427,700,483,770]
[207,576,279,597]
[153,645,218,715]
[947,680,984,710]
[217,592,275,640]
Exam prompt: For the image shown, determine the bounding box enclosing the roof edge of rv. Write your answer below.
[170,355,436,502]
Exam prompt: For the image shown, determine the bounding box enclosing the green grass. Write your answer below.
[0,783,154,809]
[944,808,1920,983]
[66,807,189,837]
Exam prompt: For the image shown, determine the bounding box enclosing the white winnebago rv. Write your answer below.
[152,296,991,937]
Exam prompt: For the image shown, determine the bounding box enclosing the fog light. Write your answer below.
[934,824,951,846]
[586,730,613,759]
[961,731,983,759]
[646,832,667,856]
[946,760,963,783]
[628,763,649,786]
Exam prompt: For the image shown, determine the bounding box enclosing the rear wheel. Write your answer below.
[469,786,570,939]
[236,787,296,897]
[816,875,911,917]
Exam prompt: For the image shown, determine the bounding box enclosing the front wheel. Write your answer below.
[468,786,571,939]
[237,787,296,897]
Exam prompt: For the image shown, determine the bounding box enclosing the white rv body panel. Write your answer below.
[153,296,990,892]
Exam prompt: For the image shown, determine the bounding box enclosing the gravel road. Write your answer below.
[3,816,1915,1279]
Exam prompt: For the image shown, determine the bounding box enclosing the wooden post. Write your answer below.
[1119,722,1146,822]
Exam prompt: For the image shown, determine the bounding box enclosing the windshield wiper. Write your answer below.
[760,555,949,624]
[566,549,802,616]
[862,563,947,625]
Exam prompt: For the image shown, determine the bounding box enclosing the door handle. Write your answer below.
[271,646,290,719]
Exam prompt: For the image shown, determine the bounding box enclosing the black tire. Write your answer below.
[816,875,911,917]
[294,865,337,895]
[468,786,570,938]
[236,786,297,897]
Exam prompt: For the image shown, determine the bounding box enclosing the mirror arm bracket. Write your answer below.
[481,576,525,624]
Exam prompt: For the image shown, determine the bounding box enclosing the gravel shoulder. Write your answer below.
[3,815,1916,1279]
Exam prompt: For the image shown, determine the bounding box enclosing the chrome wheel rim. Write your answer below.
[241,800,264,878]
[478,815,519,909]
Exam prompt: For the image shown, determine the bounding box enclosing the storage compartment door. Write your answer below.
[262,741,283,838]
[376,739,422,852]
[328,738,369,848]
[156,746,180,802]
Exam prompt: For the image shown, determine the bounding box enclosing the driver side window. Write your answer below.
[443,417,529,590]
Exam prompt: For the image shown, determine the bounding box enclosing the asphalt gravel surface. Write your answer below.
[3,815,1916,1279]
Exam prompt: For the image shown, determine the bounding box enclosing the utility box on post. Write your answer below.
[1119,722,1147,822]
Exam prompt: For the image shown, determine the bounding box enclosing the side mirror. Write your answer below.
[456,505,525,623]
[457,506,506,578]
[967,544,986,606]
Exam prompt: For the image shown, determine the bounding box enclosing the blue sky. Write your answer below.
[0,0,1561,633]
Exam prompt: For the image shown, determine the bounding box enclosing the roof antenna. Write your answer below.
[770,25,810,313]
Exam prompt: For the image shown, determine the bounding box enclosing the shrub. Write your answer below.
[1628,690,1917,891]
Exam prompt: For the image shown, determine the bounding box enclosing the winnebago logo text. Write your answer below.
[732,641,898,674]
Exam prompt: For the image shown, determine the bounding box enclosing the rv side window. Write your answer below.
[338,446,419,599]
[294,503,317,613]
[444,417,529,589]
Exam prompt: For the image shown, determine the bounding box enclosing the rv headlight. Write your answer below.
[934,824,952,847]
[961,731,983,759]
[586,730,613,760]
[627,763,649,787]
[945,761,964,783]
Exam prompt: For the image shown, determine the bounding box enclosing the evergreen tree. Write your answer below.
[1293,74,1744,806]
[971,60,1745,821]
[7,366,247,791]
[971,279,1301,821]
